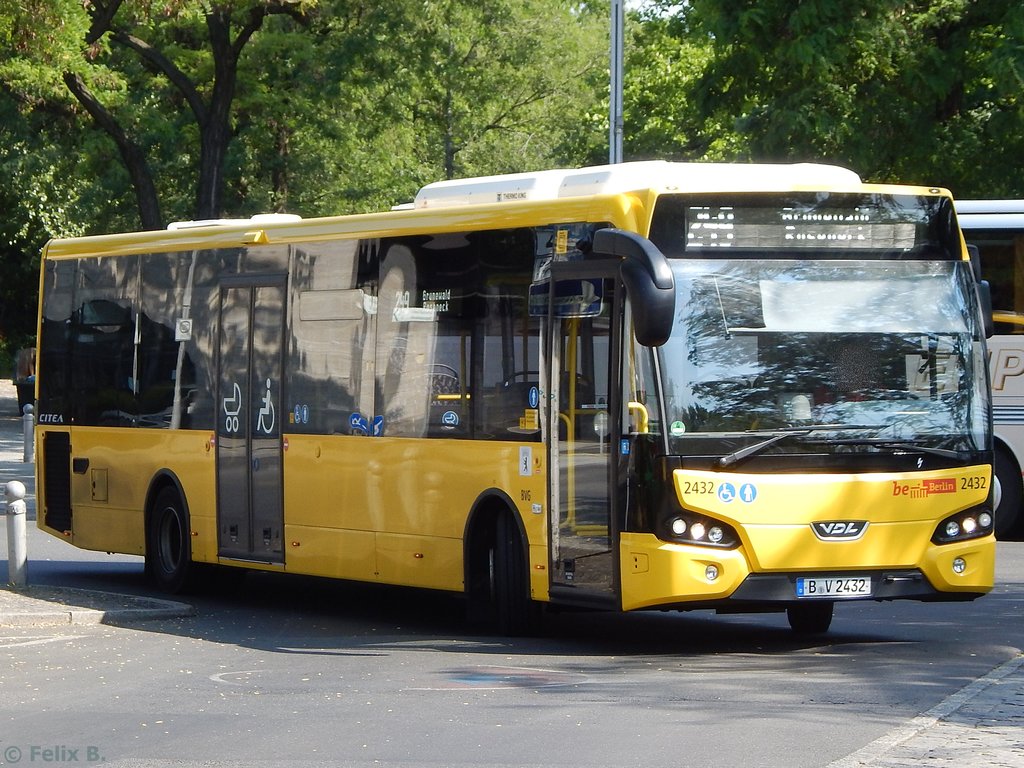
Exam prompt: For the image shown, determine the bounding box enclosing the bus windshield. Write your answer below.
[658,259,990,467]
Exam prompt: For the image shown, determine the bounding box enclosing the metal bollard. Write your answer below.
[5,480,28,587]
[22,404,34,463]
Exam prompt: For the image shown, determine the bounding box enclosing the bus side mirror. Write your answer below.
[978,279,994,339]
[967,244,994,338]
[967,243,983,282]
[592,228,675,347]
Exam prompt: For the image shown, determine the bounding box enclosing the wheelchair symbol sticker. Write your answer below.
[256,378,276,434]
[350,412,369,435]
[717,482,736,503]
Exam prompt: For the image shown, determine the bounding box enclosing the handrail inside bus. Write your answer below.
[993,310,1024,327]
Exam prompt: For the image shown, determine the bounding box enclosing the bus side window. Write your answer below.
[70,257,139,427]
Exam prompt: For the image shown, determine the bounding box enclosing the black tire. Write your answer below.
[147,487,194,593]
[787,602,834,634]
[492,510,539,636]
[993,448,1023,540]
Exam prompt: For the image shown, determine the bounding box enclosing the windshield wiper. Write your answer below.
[715,424,864,468]
[715,426,964,468]
[823,437,963,460]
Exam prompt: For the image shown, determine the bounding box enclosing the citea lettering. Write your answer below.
[39,413,65,424]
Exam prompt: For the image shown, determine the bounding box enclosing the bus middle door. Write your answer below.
[216,276,286,563]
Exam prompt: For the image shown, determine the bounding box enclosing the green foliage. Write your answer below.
[385,0,606,182]
[2,0,1024,259]
[681,0,1024,194]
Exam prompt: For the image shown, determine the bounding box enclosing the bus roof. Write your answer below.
[955,200,1024,231]
[45,161,895,258]
[413,160,862,209]
[955,200,1024,215]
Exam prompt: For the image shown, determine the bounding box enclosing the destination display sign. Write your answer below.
[685,204,920,250]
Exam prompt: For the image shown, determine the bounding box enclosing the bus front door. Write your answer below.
[216,278,286,563]
[547,268,620,601]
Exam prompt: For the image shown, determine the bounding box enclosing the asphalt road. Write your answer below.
[1,517,1022,768]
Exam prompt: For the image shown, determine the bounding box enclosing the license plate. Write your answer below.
[795,576,872,598]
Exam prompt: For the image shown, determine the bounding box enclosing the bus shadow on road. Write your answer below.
[40,558,932,659]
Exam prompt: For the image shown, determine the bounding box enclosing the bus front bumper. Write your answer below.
[619,532,993,612]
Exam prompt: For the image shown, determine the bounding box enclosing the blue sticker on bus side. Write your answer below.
[620,439,630,455]
[717,482,736,503]
[350,412,369,435]
[529,386,539,408]
[442,410,459,426]
[372,415,385,436]
[739,483,757,503]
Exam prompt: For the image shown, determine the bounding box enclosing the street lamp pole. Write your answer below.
[609,0,624,164]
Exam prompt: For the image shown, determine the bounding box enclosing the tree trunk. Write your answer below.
[62,72,163,230]
[196,12,239,220]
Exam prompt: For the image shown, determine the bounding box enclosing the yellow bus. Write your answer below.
[34,161,995,634]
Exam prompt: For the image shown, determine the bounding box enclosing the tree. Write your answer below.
[1,1,313,229]
[1,1,609,231]
[622,9,724,161]
[0,89,95,364]
[398,0,607,181]
[678,0,1024,194]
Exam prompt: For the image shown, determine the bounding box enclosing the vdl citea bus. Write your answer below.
[34,161,995,634]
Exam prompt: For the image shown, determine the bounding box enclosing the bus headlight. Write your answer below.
[932,507,994,544]
[662,511,738,549]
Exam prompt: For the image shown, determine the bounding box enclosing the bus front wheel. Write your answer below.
[490,510,539,636]
[147,487,194,594]
[786,602,834,634]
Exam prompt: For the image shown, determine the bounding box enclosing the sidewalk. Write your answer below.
[1,378,193,626]
[826,653,1024,768]
[0,585,194,626]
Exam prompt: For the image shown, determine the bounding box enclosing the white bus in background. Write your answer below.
[957,199,1024,539]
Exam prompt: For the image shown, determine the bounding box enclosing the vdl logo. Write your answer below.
[812,520,869,541]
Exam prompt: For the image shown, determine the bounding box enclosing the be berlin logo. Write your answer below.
[2,745,105,763]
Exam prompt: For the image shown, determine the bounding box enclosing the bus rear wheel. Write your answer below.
[147,487,194,594]
[993,448,1023,539]
[786,602,834,634]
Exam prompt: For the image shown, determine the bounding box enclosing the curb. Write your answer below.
[0,586,195,627]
